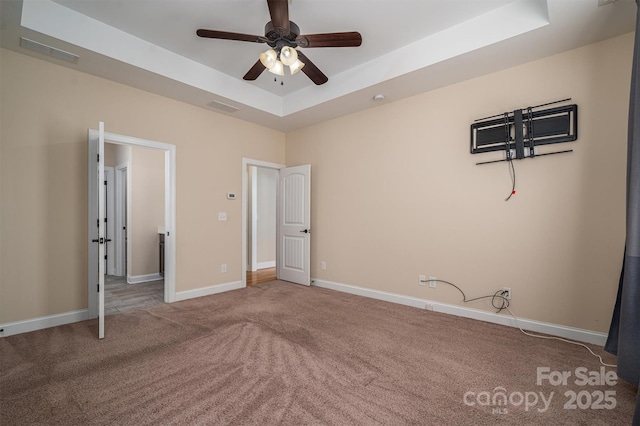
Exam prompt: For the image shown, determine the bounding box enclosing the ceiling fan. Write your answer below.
[196,0,362,85]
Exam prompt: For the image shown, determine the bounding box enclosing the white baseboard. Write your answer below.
[175,281,244,302]
[0,279,242,337]
[257,261,276,269]
[127,273,163,284]
[0,309,89,338]
[311,279,608,346]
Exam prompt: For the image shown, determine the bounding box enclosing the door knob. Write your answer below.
[300,229,310,234]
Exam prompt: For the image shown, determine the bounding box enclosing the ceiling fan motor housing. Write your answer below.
[264,21,300,48]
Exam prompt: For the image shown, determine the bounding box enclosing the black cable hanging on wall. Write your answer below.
[503,112,516,201]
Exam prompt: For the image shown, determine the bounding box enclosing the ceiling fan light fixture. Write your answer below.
[197,0,362,85]
[268,59,285,76]
[289,59,305,75]
[280,46,298,66]
[259,49,278,69]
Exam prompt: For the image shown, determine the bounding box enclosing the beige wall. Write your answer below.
[130,146,165,277]
[0,47,286,324]
[0,32,633,333]
[286,33,633,333]
[104,143,130,168]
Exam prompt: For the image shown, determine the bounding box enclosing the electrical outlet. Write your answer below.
[221,264,227,273]
[429,277,437,288]
[502,287,512,300]
[321,261,327,270]
[419,275,426,286]
[425,303,434,311]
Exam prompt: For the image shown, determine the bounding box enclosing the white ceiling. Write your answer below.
[0,0,637,131]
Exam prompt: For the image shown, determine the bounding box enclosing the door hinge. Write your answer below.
[97,219,99,227]
[104,255,107,260]
[97,154,99,162]
[97,284,100,292]
[104,180,107,185]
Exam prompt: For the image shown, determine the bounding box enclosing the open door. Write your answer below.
[277,165,311,286]
[88,122,105,339]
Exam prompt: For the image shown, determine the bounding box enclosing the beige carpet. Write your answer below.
[1,281,637,425]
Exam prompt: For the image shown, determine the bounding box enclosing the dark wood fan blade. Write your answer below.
[267,0,289,35]
[296,51,328,85]
[243,60,266,81]
[197,29,267,43]
[296,32,362,48]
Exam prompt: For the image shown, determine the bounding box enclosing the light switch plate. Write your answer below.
[218,212,227,221]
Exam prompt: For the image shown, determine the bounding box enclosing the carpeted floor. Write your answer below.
[1,281,637,425]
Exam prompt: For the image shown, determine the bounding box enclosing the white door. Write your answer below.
[277,165,311,286]
[97,122,105,339]
[88,122,106,339]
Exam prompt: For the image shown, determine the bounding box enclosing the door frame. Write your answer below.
[88,130,177,319]
[241,158,285,287]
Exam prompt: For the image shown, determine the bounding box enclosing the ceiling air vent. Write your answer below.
[206,100,239,113]
[20,38,79,63]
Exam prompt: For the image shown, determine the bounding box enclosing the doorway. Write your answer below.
[104,143,165,315]
[247,165,277,286]
[241,158,311,287]
[88,128,176,325]
[242,159,284,287]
